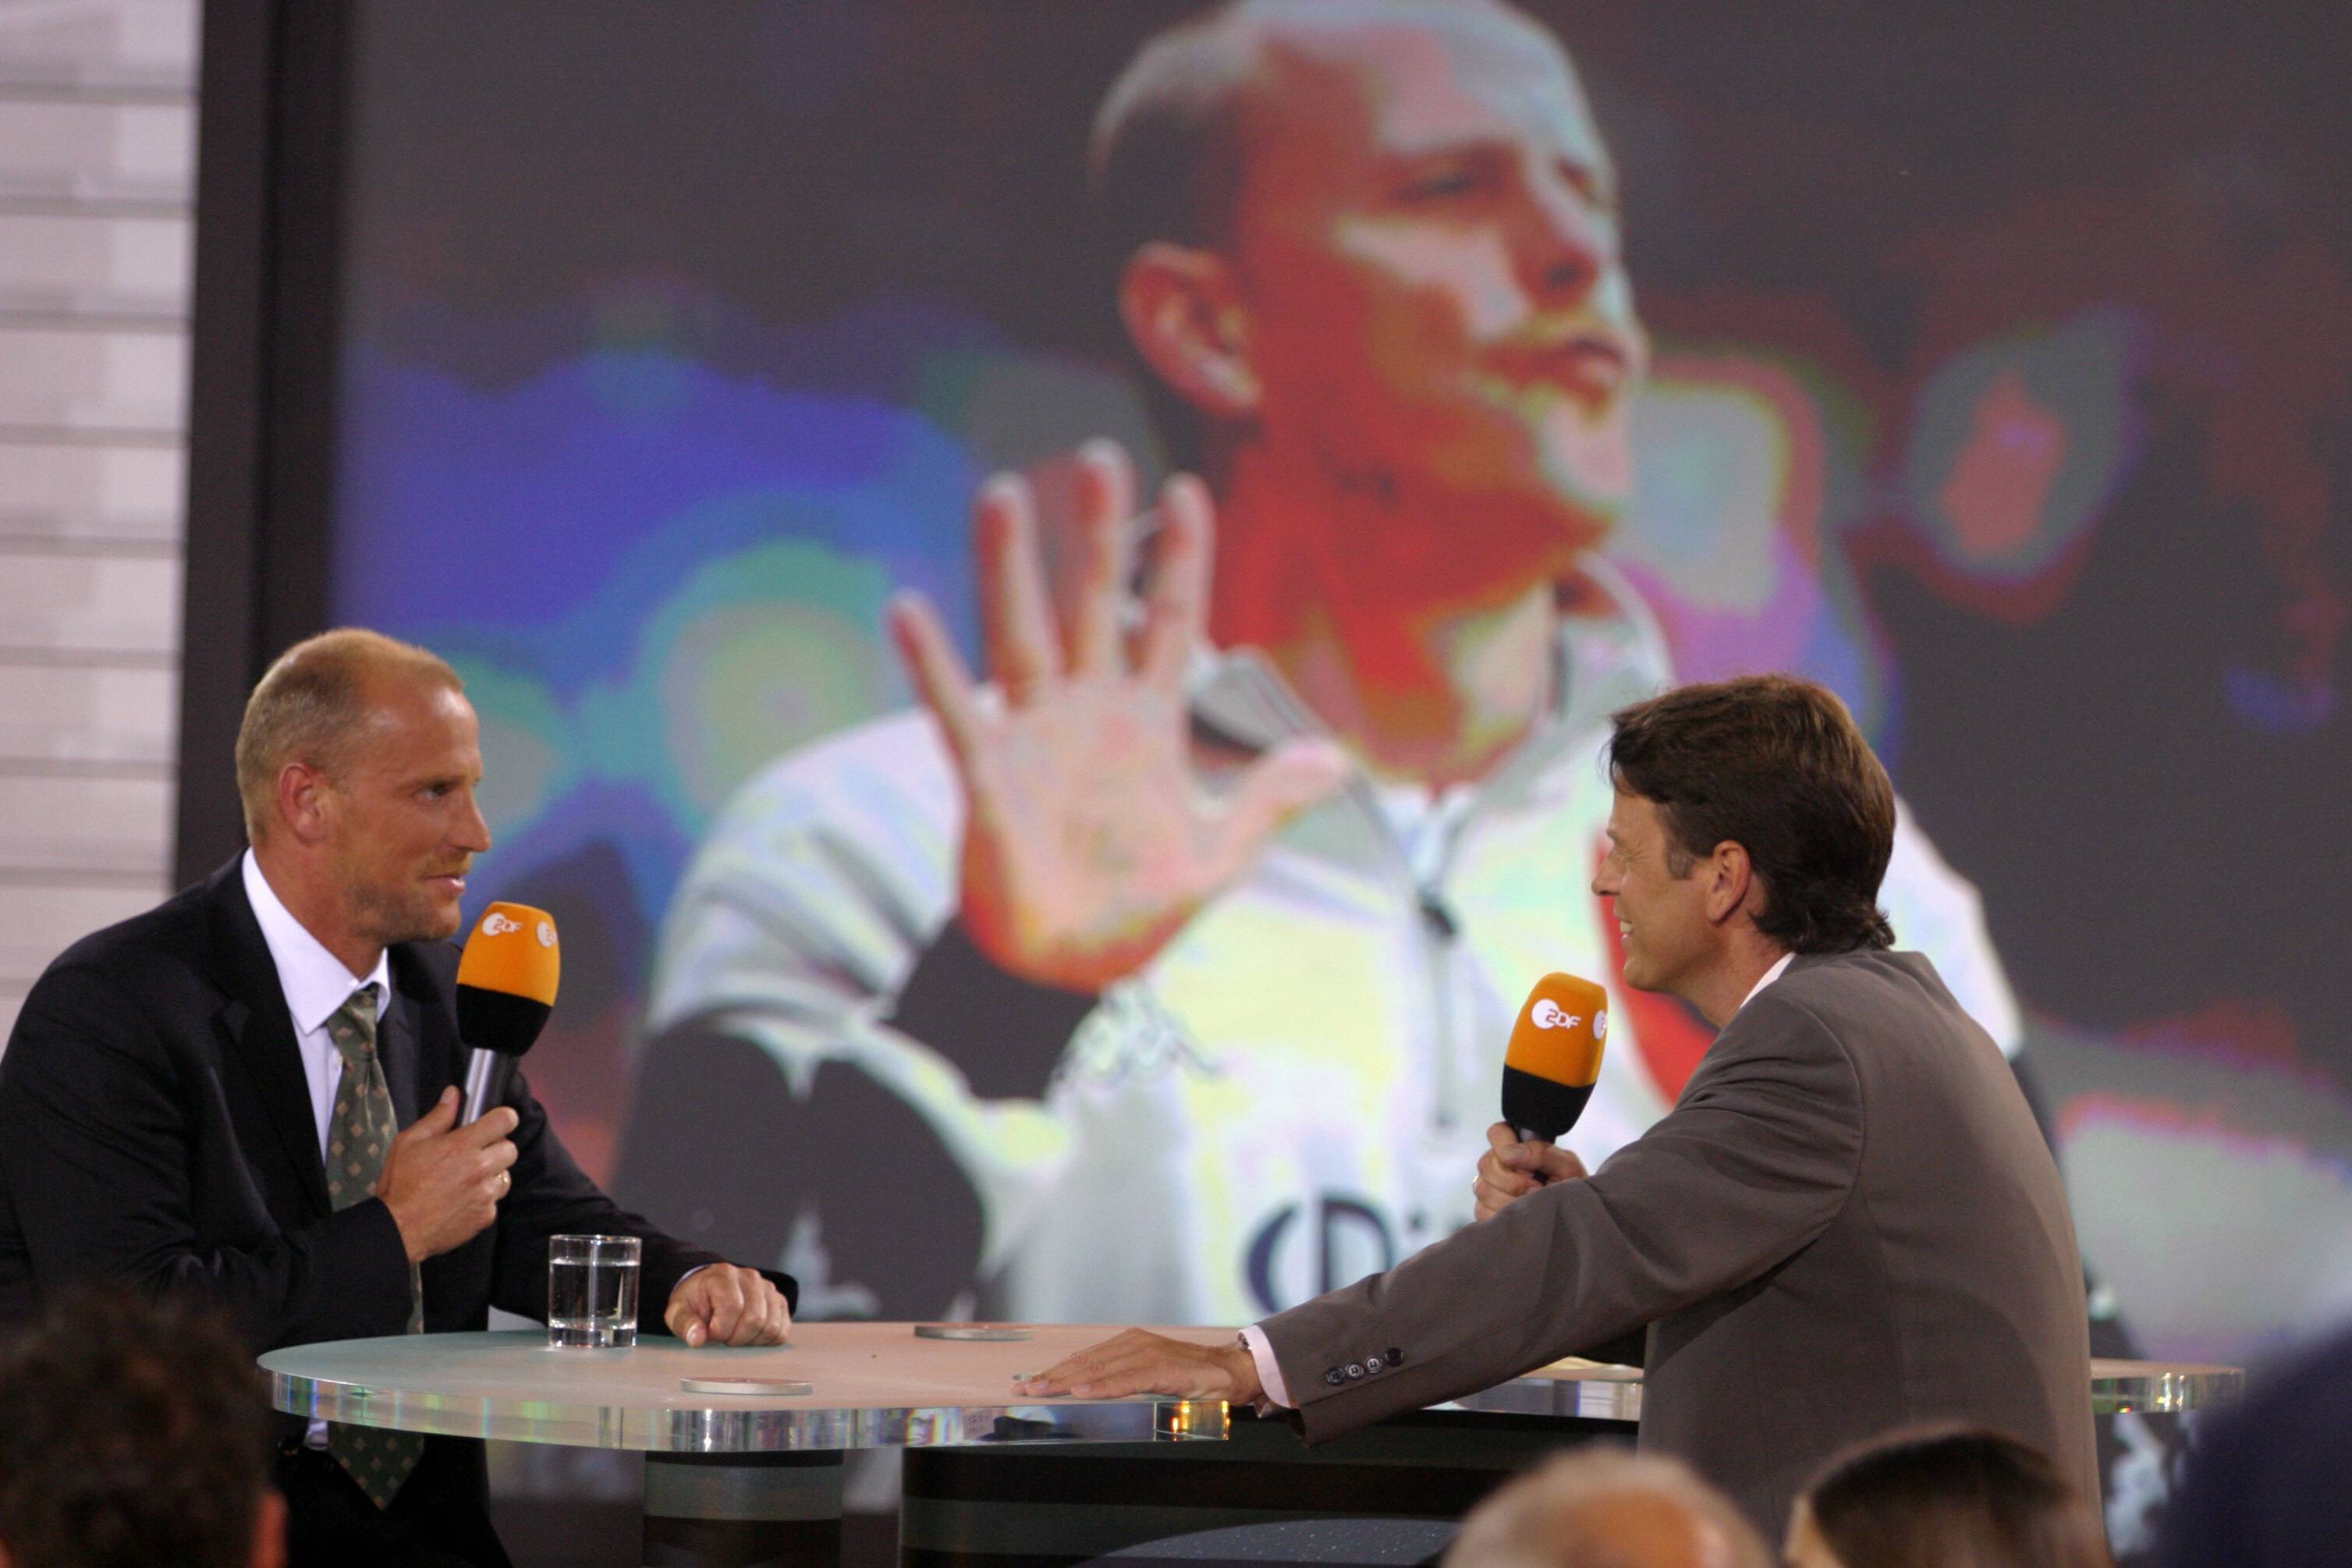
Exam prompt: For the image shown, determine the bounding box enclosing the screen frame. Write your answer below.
[174,0,354,884]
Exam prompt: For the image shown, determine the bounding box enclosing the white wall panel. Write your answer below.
[0,328,187,431]
[0,101,193,202]
[0,442,182,542]
[0,662,173,763]
[0,213,192,314]
[0,0,194,1023]
[0,774,170,872]
[0,0,197,90]
[0,552,179,653]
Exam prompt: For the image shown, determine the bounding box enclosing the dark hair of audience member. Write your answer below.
[0,1284,277,1568]
[1796,1426,2111,1568]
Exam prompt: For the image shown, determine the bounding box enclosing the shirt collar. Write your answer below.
[1183,556,1673,767]
[1735,952,1796,1017]
[241,850,390,1035]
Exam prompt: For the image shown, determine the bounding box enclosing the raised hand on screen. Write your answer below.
[889,439,1349,994]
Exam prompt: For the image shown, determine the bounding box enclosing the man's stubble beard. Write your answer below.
[338,858,462,952]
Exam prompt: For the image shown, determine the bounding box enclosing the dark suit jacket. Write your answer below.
[0,861,796,1531]
[1260,949,2097,1534]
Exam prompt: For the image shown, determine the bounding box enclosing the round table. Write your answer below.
[1459,1353,2246,1421]
[260,1323,1229,1567]
[268,1330,2246,1565]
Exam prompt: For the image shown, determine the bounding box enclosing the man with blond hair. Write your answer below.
[0,629,793,1568]
[1446,1449,1772,1568]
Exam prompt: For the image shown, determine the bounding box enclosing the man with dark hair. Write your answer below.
[1602,675,1898,980]
[1788,1424,2110,1568]
[0,1286,283,1568]
[0,629,794,1567]
[1020,676,2095,1535]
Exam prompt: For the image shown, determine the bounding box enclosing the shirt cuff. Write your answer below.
[1240,1324,1293,1409]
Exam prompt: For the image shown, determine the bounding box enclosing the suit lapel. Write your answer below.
[387,943,459,1124]
[379,981,424,1124]
[204,866,333,1218]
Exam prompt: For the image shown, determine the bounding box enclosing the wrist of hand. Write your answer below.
[1222,1338,1266,1404]
[378,1199,426,1264]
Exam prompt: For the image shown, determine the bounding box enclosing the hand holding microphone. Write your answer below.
[1476,1126,1588,1221]
[1477,972,1609,1221]
[378,1088,520,1263]
[376,903,559,1262]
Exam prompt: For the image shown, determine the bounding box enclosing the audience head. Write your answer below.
[1446,1447,1774,1568]
[1787,1425,2110,1568]
[0,1285,282,1568]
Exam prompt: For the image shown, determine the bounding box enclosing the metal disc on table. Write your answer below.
[679,1377,812,1396]
[913,1324,1034,1342]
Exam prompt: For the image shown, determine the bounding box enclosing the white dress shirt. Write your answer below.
[243,851,393,1446]
[1241,948,1799,1408]
[242,851,391,1158]
[1737,952,1795,1016]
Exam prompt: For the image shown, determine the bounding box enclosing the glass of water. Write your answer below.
[547,1233,640,1348]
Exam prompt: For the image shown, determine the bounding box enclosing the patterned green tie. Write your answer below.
[322,983,426,1508]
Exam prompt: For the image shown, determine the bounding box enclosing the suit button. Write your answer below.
[1347,1364,1364,1379]
[1386,1346,1405,1366]
[1366,1356,1382,1374]
[1325,1368,1345,1387]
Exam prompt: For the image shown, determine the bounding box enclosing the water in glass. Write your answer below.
[548,1234,640,1348]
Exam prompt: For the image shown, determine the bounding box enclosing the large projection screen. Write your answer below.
[312,0,2351,1403]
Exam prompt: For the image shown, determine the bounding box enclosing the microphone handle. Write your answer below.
[1517,1127,1555,1185]
[460,1048,516,1124]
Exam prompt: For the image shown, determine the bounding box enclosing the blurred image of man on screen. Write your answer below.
[627,0,2019,1330]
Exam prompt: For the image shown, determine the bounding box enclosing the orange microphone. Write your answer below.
[1502,971,1610,1142]
[455,903,561,1123]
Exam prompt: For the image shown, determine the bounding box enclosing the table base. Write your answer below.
[642,1451,843,1568]
[899,1408,1627,1566]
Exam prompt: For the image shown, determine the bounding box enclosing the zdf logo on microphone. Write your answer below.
[1531,999,1581,1031]
[481,912,521,938]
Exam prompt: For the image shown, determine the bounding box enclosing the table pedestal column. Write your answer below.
[642,1451,843,1567]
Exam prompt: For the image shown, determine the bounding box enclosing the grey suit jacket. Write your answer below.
[1258,949,2096,1533]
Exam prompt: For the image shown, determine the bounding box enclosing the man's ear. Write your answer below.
[1119,241,1260,420]
[275,761,335,847]
[1705,841,1758,927]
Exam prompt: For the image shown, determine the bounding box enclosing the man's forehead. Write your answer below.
[1606,788,1656,832]
[347,678,476,756]
[1248,8,1607,165]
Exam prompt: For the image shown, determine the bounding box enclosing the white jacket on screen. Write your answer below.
[646,569,2019,1325]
